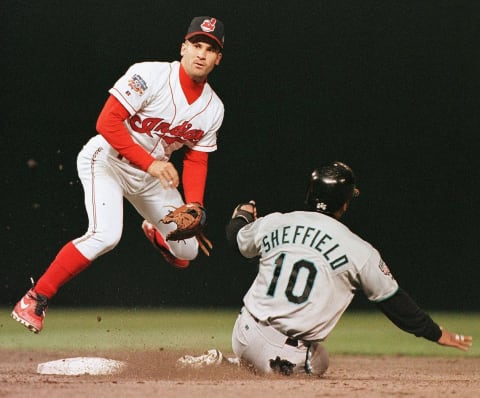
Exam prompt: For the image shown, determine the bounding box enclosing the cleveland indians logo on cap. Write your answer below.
[200,18,217,33]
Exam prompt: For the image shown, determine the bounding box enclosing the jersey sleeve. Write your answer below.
[190,89,224,153]
[358,249,399,302]
[236,219,263,259]
[108,62,164,115]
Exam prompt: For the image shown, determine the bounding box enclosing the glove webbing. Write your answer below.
[197,232,213,256]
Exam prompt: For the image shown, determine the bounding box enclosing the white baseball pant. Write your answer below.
[232,307,329,376]
[72,135,199,261]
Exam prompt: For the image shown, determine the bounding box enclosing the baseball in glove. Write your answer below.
[161,203,213,256]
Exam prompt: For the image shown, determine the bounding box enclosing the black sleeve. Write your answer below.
[375,288,442,342]
[225,217,249,250]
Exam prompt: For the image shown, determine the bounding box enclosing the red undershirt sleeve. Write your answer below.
[183,148,208,205]
[96,95,155,171]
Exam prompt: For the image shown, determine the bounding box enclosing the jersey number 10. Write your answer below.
[266,253,317,304]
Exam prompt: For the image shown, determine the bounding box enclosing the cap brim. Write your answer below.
[185,32,223,48]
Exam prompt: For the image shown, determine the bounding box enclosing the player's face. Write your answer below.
[180,40,222,82]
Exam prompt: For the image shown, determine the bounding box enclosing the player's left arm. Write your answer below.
[182,148,208,205]
[376,288,472,351]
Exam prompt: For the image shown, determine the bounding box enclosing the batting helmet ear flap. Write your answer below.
[305,161,358,215]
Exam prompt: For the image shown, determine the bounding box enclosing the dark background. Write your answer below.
[2,1,479,311]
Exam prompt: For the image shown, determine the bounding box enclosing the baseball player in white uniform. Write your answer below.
[12,16,225,334]
[178,161,472,375]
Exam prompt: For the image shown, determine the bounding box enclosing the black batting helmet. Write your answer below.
[305,161,359,215]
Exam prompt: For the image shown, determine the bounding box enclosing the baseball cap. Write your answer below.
[185,16,225,49]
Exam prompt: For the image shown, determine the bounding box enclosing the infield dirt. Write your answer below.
[1,349,479,397]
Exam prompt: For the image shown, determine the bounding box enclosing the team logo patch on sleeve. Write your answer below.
[378,259,395,280]
[128,74,148,96]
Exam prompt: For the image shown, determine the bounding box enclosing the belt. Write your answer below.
[248,311,298,347]
[116,154,138,169]
[285,337,298,347]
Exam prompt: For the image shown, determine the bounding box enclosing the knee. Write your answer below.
[74,228,121,260]
[99,234,121,252]
[90,230,121,254]
[169,238,199,260]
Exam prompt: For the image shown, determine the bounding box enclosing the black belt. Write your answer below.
[285,337,298,347]
[249,311,298,347]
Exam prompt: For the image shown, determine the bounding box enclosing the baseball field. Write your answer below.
[1,308,479,397]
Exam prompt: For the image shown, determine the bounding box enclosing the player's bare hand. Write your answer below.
[147,160,179,189]
[437,327,473,351]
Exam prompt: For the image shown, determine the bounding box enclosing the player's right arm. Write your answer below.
[96,95,178,189]
[225,201,257,253]
[96,95,154,170]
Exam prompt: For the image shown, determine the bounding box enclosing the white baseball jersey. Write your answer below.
[237,210,399,341]
[109,60,224,160]
[73,60,224,262]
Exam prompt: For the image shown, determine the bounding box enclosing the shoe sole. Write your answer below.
[177,349,223,367]
[11,311,41,334]
[142,221,190,269]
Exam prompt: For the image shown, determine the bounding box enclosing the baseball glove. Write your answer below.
[161,203,213,256]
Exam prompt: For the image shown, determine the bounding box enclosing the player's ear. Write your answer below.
[215,52,223,66]
[180,41,187,56]
[334,202,349,219]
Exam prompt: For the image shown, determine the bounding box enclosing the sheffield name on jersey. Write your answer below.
[261,224,349,269]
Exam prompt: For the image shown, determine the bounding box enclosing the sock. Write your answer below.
[35,241,91,299]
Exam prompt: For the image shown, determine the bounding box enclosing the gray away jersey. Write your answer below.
[237,211,399,341]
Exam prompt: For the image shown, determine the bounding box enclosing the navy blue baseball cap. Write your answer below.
[185,16,225,49]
